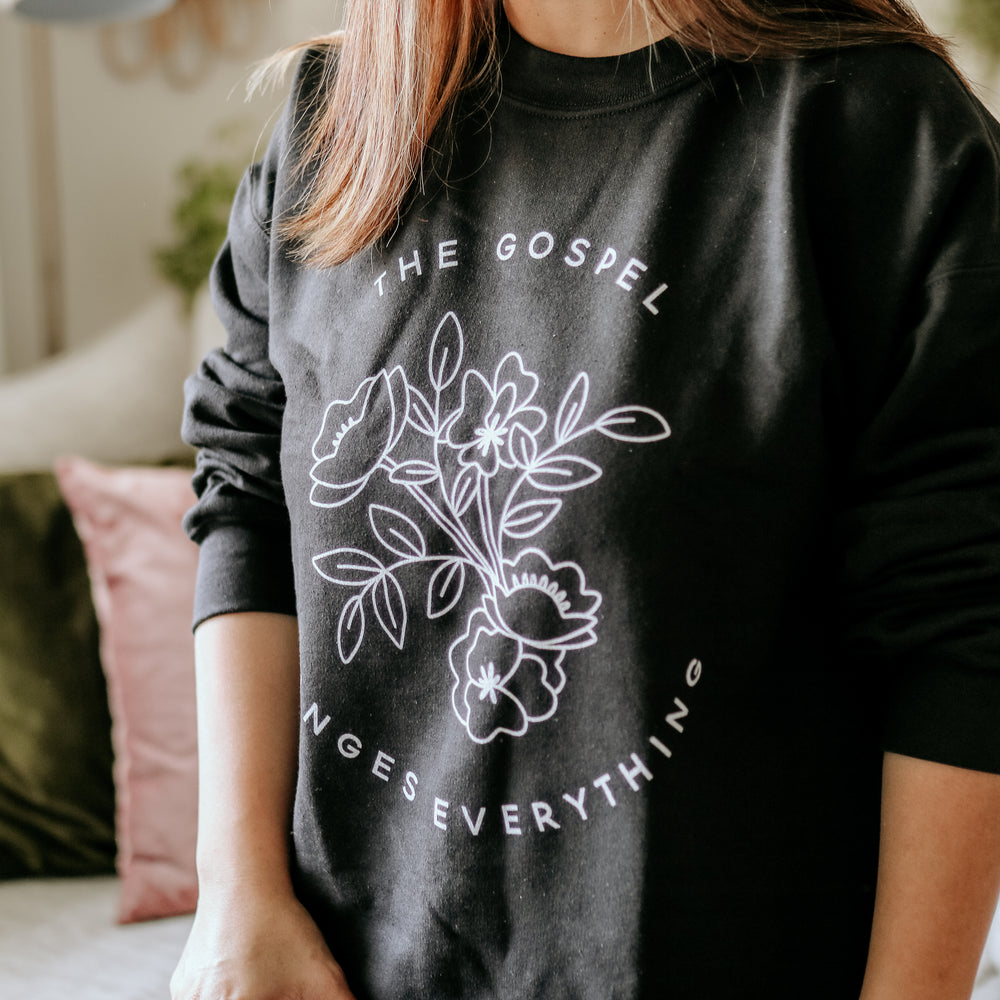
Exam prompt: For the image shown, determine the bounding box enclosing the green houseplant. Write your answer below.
[155,155,243,312]
[955,0,1000,61]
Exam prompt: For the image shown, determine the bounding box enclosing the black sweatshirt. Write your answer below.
[183,22,1000,1000]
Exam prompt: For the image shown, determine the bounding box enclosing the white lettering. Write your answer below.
[302,703,330,736]
[402,771,418,802]
[438,239,458,269]
[434,797,449,831]
[531,800,561,832]
[337,733,361,759]
[686,658,703,687]
[648,735,673,759]
[496,232,517,261]
[502,803,522,835]
[562,787,588,821]
[528,231,555,260]
[461,805,486,836]
[666,697,689,733]
[593,773,617,807]
[594,247,617,276]
[563,237,591,268]
[398,249,422,281]
[642,282,669,315]
[371,750,394,782]
[373,271,388,297]
[618,753,654,792]
[615,257,648,291]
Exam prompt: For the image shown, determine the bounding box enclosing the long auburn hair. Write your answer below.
[263,0,951,270]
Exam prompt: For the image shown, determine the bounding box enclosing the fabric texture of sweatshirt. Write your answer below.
[182,21,1000,1000]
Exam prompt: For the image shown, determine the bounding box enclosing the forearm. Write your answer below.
[175,612,358,1000]
[192,611,300,895]
[860,751,1000,1000]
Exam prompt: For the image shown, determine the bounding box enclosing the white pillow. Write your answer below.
[0,294,193,472]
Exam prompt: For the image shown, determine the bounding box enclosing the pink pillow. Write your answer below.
[55,456,199,923]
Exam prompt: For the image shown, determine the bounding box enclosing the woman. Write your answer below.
[172,1,1000,998]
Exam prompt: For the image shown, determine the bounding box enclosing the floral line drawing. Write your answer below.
[310,311,670,743]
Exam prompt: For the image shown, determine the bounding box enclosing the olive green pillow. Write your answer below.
[0,472,116,877]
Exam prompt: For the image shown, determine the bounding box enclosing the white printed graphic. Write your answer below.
[310,312,670,743]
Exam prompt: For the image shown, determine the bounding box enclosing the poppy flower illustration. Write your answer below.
[450,608,565,744]
[483,548,601,651]
[445,353,546,476]
[310,367,408,507]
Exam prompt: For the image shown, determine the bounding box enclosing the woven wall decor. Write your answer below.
[99,0,269,89]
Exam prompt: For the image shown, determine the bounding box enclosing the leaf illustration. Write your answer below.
[337,594,366,663]
[369,505,427,560]
[389,461,439,487]
[451,465,479,516]
[407,386,436,436]
[555,372,589,444]
[371,572,407,649]
[314,548,385,587]
[429,311,464,392]
[386,366,411,451]
[509,424,538,469]
[310,479,367,509]
[595,406,671,442]
[527,455,603,493]
[501,498,563,539]
[427,559,466,619]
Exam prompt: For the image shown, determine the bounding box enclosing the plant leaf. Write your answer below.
[389,461,439,487]
[509,424,538,469]
[427,560,466,619]
[371,573,407,649]
[386,366,411,452]
[313,548,384,586]
[527,455,603,493]
[501,498,563,539]
[451,465,479,516]
[337,594,366,663]
[369,505,427,560]
[428,312,464,392]
[595,406,671,442]
[554,372,589,444]
[407,386,437,435]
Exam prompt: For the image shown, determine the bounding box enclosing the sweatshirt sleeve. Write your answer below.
[181,146,295,629]
[836,80,1000,773]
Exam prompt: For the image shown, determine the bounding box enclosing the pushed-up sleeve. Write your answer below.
[181,156,296,629]
[837,92,1000,774]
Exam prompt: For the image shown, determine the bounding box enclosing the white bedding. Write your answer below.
[977,904,1000,1000]
[0,876,194,1000]
[0,874,997,999]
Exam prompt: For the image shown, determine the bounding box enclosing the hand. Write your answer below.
[171,882,357,1000]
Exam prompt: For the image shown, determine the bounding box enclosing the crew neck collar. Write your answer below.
[497,14,715,111]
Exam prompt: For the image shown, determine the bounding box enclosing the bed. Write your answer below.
[1,876,998,997]
[0,877,194,999]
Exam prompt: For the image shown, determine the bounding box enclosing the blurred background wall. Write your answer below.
[0,0,996,377]
[0,0,343,374]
